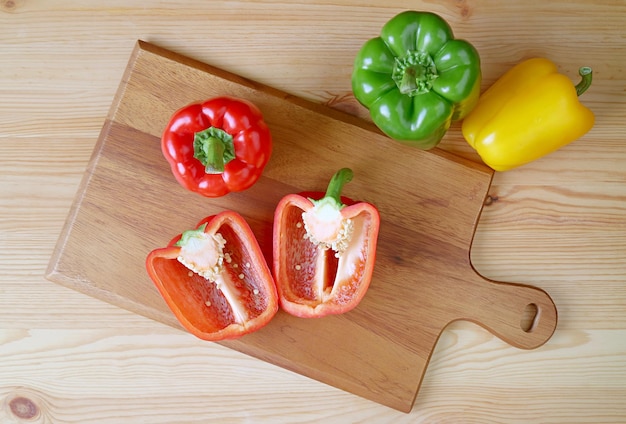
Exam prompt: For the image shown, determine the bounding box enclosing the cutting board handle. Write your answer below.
[459,273,558,349]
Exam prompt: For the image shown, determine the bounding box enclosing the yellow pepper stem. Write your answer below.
[575,67,593,96]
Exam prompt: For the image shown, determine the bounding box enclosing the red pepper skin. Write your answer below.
[146,211,278,341]
[273,169,380,318]
[161,96,272,197]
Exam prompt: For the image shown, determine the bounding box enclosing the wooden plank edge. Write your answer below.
[133,40,493,177]
[43,118,178,330]
[222,333,416,413]
[45,43,145,286]
[45,119,113,282]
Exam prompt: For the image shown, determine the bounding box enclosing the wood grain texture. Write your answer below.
[44,41,556,412]
[1,0,625,422]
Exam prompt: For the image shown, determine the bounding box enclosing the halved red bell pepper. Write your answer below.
[273,168,380,318]
[161,96,272,197]
[146,211,278,341]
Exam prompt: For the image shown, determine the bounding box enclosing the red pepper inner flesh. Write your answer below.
[151,257,236,331]
[281,203,369,307]
[152,224,271,333]
[323,249,339,295]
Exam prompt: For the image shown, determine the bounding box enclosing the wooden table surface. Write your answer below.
[1,1,624,423]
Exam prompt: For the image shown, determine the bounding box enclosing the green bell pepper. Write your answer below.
[352,11,482,149]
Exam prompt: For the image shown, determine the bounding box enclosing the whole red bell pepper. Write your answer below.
[273,168,380,318]
[161,96,272,197]
[146,211,278,341]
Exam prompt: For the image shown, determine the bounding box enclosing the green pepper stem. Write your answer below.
[193,127,236,174]
[323,168,354,205]
[575,67,593,96]
[399,67,420,94]
[392,51,438,96]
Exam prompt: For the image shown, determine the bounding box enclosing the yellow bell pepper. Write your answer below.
[461,58,595,171]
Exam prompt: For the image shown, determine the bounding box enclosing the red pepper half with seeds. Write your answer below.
[273,168,380,318]
[146,211,278,341]
[161,96,272,197]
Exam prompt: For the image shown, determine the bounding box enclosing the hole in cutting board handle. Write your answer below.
[520,303,539,332]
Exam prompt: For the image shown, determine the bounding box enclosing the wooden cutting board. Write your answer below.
[46,41,557,413]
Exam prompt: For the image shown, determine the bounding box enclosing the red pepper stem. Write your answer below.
[575,67,593,96]
[322,168,354,206]
[193,127,236,174]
